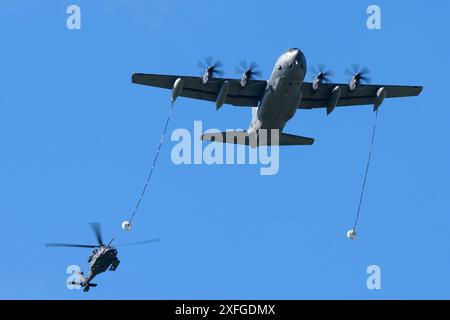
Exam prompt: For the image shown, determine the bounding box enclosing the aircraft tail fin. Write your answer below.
[200,130,314,147]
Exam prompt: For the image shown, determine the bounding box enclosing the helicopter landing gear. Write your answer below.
[109,259,120,271]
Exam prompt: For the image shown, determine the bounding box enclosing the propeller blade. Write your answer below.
[351,64,360,73]
[204,57,213,66]
[239,60,248,70]
[45,243,98,248]
[90,223,104,246]
[115,239,160,247]
[324,69,335,77]
[360,66,371,75]
[236,60,262,80]
[249,61,259,70]
[213,60,223,69]
[198,57,224,77]
[345,67,354,76]
[360,76,372,84]
[310,64,333,83]
[252,70,263,78]
[197,61,207,70]
[346,64,371,84]
[213,69,224,77]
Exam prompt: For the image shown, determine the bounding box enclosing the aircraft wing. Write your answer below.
[132,73,267,107]
[299,82,423,109]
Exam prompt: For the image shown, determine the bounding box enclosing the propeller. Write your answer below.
[235,61,262,79]
[197,57,224,77]
[115,239,160,247]
[310,64,334,91]
[90,223,104,246]
[345,64,372,84]
[235,60,262,87]
[309,64,334,83]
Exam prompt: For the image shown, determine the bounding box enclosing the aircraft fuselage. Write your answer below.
[249,48,307,134]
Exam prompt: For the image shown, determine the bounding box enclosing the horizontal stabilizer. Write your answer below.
[278,132,315,146]
[201,130,314,146]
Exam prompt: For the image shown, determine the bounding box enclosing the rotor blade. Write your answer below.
[115,239,160,247]
[318,64,326,72]
[45,243,98,248]
[104,237,115,249]
[90,223,104,246]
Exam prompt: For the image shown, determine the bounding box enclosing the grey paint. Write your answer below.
[132,48,423,144]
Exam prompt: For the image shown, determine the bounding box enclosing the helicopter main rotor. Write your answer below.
[45,223,159,249]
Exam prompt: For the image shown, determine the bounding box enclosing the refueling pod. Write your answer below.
[172,78,184,102]
[374,87,387,112]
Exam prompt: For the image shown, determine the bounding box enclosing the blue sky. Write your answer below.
[0,0,449,299]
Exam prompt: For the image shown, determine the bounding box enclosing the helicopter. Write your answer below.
[46,223,159,292]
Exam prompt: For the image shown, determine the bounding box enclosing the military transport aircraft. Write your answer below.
[132,48,422,146]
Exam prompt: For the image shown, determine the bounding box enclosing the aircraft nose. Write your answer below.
[293,49,306,70]
[284,48,307,75]
[293,49,302,60]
